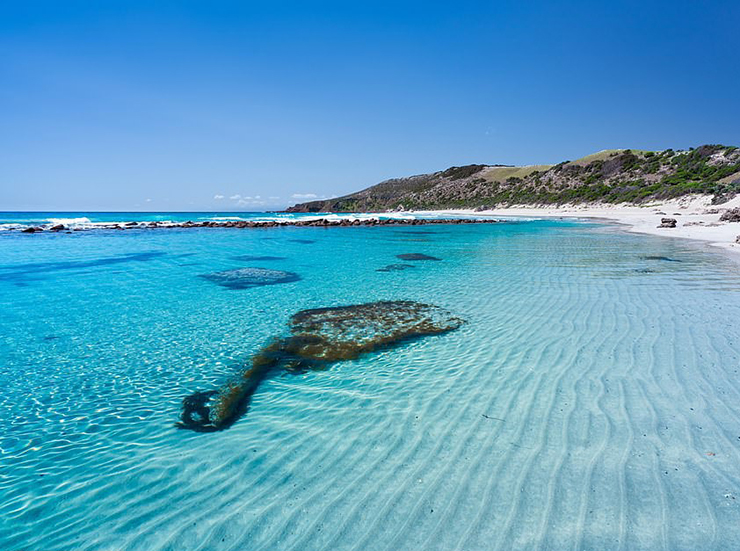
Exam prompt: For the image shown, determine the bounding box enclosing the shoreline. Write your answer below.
[8,195,740,259]
[426,195,740,257]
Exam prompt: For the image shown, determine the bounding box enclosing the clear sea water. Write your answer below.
[1,214,740,550]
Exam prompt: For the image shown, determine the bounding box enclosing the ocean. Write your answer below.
[1,213,739,550]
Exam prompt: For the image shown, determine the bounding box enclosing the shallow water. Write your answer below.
[1,220,740,550]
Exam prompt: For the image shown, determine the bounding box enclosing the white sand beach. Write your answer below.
[433,195,740,257]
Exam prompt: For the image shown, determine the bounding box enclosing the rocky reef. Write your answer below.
[376,263,416,272]
[396,253,442,261]
[178,301,464,432]
[12,217,502,234]
[200,267,301,290]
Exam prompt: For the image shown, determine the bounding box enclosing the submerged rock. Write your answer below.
[642,255,682,262]
[200,267,300,290]
[376,263,416,272]
[178,301,464,432]
[396,253,442,261]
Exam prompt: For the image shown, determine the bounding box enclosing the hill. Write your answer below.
[286,145,740,212]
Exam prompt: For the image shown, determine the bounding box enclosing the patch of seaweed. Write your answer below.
[200,267,301,290]
[289,239,316,244]
[376,264,416,272]
[178,301,464,432]
[396,253,442,261]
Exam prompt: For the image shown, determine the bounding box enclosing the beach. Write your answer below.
[443,194,740,257]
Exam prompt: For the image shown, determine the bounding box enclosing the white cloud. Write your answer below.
[229,194,241,200]
[291,193,318,199]
[145,198,152,202]
[213,194,224,200]
[236,198,266,207]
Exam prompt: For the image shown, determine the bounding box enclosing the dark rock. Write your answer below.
[178,301,464,432]
[376,263,416,272]
[200,267,301,290]
[642,255,681,262]
[49,224,65,231]
[396,253,442,261]
[13,217,503,235]
[720,208,740,222]
[21,227,42,233]
[658,218,677,228]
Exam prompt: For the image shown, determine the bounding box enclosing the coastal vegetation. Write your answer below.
[287,144,740,212]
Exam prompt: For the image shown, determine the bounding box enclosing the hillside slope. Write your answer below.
[286,145,740,212]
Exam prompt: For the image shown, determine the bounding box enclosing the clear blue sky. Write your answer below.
[1,0,738,211]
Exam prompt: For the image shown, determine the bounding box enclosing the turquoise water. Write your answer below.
[2,219,740,550]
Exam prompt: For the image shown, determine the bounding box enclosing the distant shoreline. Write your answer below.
[9,197,740,260]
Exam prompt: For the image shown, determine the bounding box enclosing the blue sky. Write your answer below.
[1,0,738,211]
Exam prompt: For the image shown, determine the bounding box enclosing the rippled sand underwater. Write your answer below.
[1,220,740,550]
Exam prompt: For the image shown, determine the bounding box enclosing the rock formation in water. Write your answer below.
[376,264,416,272]
[641,255,682,262]
[396,253,442,261]
[200,267,301,290]
[178,301,464,432]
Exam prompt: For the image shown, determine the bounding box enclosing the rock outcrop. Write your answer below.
[178,301,464,432]
[720,207,740,222]
[200,267,301,290]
